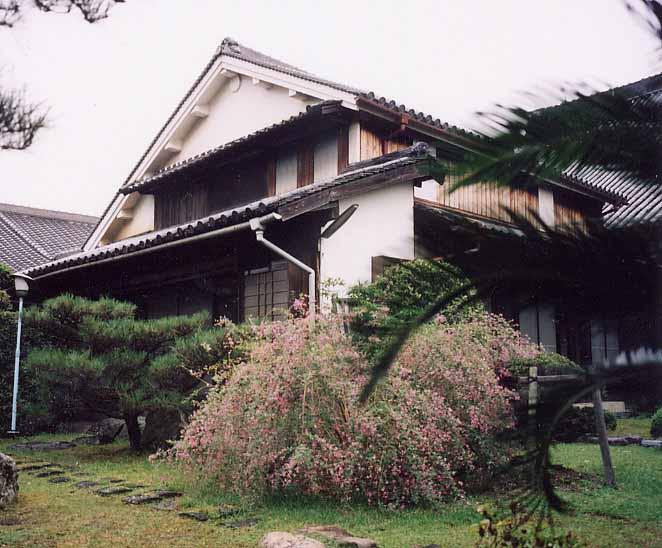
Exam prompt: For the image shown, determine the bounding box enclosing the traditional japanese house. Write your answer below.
[22,38,625,365]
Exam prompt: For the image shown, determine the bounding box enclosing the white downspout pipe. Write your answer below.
[250,216,316,320]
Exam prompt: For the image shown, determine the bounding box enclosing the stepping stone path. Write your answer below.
[18,463,56,472]
[95,486,134,496]
[35,469,66,478]
[8,455,242,533]
[153,490,183,499]
[178,511,209,522]
[75,481,100,489]
[48,477,72,484]
[123,493,163,505]
[8,441,76,451]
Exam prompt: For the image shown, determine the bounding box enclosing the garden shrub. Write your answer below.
[25,294,211,449]
[553,406,617,442]
[651,408,662,438]
[508,352,584,377]
[347,259,482,362]
[174,313,538,507]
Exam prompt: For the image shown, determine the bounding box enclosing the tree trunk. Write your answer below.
[124,414,141,451]
[592,386,616,487]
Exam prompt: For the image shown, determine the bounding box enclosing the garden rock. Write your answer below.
[0,453,18,509]
[178,511,209,521]
[301,525,377,548]
[642,439,662,448]
[86,418,126,443]
[261,532,324,548]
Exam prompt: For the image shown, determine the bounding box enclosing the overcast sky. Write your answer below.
[0,0,659,216]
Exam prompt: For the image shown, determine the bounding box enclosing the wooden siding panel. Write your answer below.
[360,125,382,161]
[297,143,314,188]
[266,157,276,197]
[337,126,349,172]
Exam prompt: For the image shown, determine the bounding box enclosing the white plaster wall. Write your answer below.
[113,194,154,241]
[320,183,415,298]
[414,179,438,201]
[169,77,317,165]
[314,131,338,181]
[538,186,555,226]
[276,149,297,195]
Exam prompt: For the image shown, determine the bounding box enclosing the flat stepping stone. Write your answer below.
[223,518,260,529]
[35,470,65,478]
[123,493,164,505]
[178,511,209,522]
[8,441,76,451]
[74,481,100,489]
[153,490,182,499]
[48,477,72,484]
[18,463,55,472]
[95,486,134,496]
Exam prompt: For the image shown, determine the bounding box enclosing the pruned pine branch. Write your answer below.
[452,86,662,192]
[0,87,46,150]
[0,0,122,27]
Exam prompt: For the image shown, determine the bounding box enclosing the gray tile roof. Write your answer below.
[542,72,662,227]
[26,144,434,278]
[0,203,98,272]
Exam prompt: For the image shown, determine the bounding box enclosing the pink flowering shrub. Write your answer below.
[173,313,538,507]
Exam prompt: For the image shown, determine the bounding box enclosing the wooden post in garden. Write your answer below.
[592,379,616,487]
[528,366,538,445]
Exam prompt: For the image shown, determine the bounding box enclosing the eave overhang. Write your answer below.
[122,101,353,195]
[25,144,440,280]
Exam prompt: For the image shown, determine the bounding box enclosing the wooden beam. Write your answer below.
[164,140,183,154]
[191,104,209,119]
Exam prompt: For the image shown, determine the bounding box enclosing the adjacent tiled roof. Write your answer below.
[0,203,98,272]
[564,164,662,227]
[27,145,434,278]
[540,72,662,226]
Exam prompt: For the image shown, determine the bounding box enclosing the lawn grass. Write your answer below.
[1,434,661,547]
[610,415,654,438]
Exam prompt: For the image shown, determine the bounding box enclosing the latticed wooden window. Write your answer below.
[243,261,289,320]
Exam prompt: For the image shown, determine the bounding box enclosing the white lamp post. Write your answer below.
[8,273,32,434]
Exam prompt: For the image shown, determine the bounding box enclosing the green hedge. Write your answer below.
[651,408,662,438]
